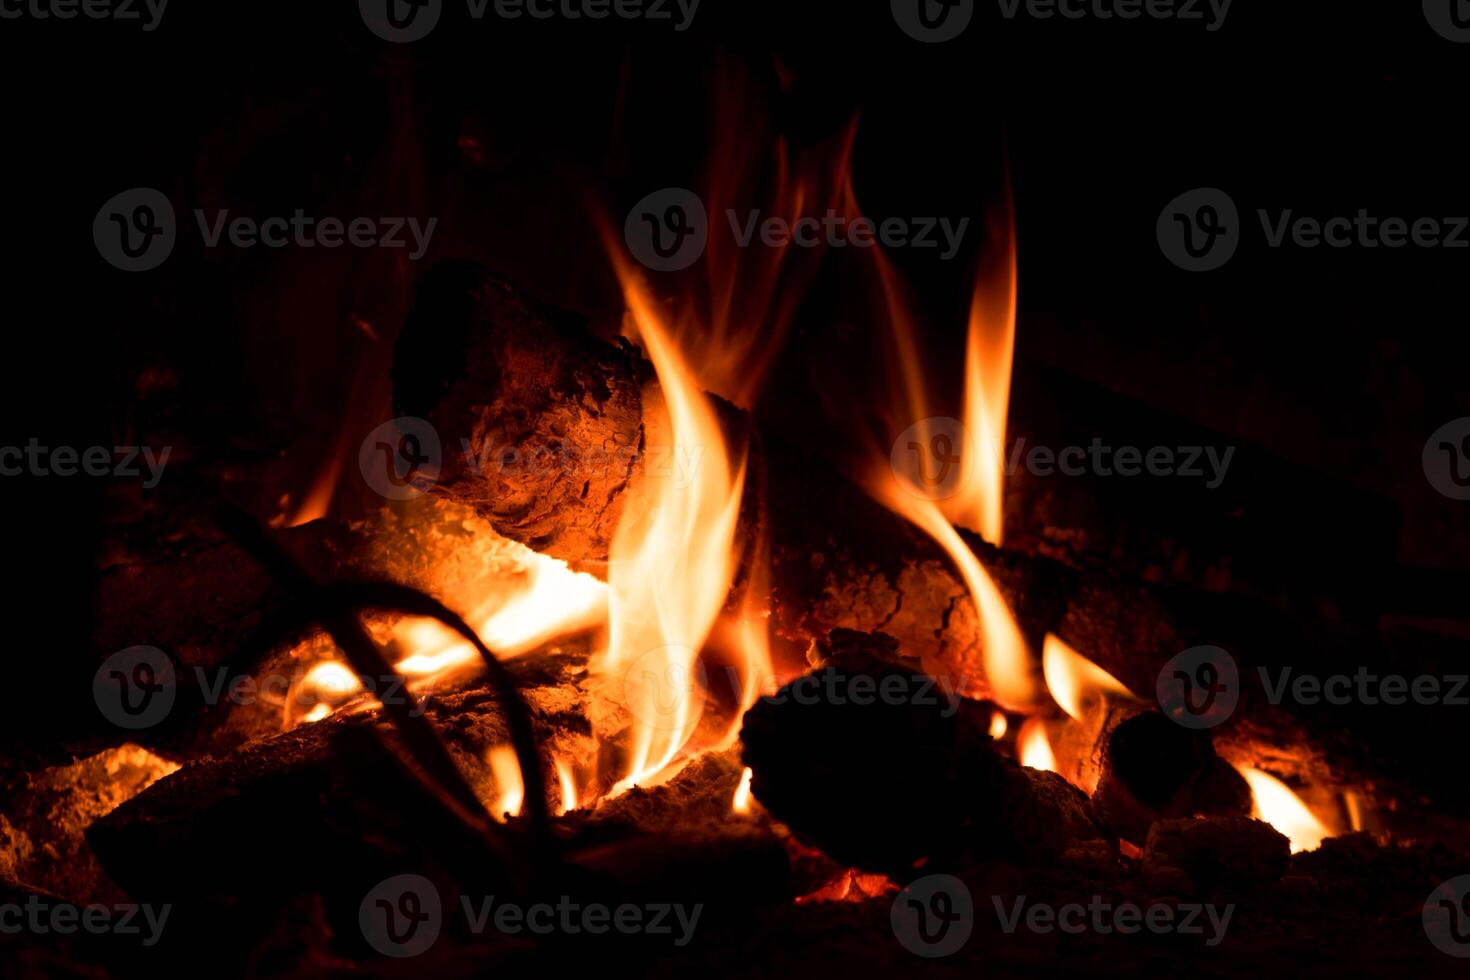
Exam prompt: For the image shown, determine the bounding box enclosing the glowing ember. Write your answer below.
[485,745,524,821]
[1017,717,1057,772]
[732,766,755,815]
[597,260,747,794]
[1041,633,1136,722]
[1238,766,1332,853]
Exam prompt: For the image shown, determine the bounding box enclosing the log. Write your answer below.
[738,630,1102,878]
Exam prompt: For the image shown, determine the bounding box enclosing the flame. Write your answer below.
[392,551,607,682]
[868,466,1036,709]
[989,710,1009,739]
[732,766,755,815]
[486,745,524,821]
[856,177,1036,710]
[947,195,1017,547]
[1017,717,1057,772]
[1238,766,1331,853]
[1042,634,1136,722]
[554,757,579,815]
[597,260,747,793]
[287,547,608,723]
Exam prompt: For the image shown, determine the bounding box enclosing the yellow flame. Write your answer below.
[946,204,1016,546]
[600,265,747,792]
[486,745,524,821]
[554,757,579,816]
[989,710,1009,739]
[1042,634,1136,722]
[1239,766,1331,853]
[732,766,755,815]
[1017,717,1057,772]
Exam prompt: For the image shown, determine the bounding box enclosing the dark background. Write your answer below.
[3,1,1468,736]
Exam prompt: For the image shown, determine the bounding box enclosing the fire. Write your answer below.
[554,757,579,815]
[948,196,1017,547]
[597,261,748,793]
[732,766,755,815]
[392,549,607,682]
[989,710,1009,739]
[486,745,524,821]
[1017,717,1057,772]
[1041,634,1136,722]
[1238,766,1332,853]
[858,181,1037,710]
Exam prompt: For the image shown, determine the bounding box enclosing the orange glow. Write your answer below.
[989,710,1009,740]
[486,745,524,821]
[1239,766,1332,853]
[392,550,607,683]
[598,260,747,794]
[732,766,755,815]
[554,757,579,816]
[1017,717,1057,772]
[1041,633,1137,722]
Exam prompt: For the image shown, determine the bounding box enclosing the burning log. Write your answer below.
[1090,709,1251,847]
[1142,816,1291,891]
[738,630,1102,878]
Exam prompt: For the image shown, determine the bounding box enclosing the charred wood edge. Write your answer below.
[216,505,553,875]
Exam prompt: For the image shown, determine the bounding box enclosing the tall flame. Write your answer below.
[1239,766,1332,853]
[599,261,747,792]
[858,179,1036,709]
[950,219,1017,547]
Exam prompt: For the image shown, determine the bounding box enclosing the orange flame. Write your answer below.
[856,177,1036,709]
[1041,634,1136,722]
[554,757,579,816]
[1238,766,1332,853]
[1017,717,1057,772]
[989,710,1009,739]
[486,745,524,822]
[598,261,747,793]
[732,766,755,815]
[947,193,1016,547]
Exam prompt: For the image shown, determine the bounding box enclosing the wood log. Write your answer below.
[738,630,1103,878]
